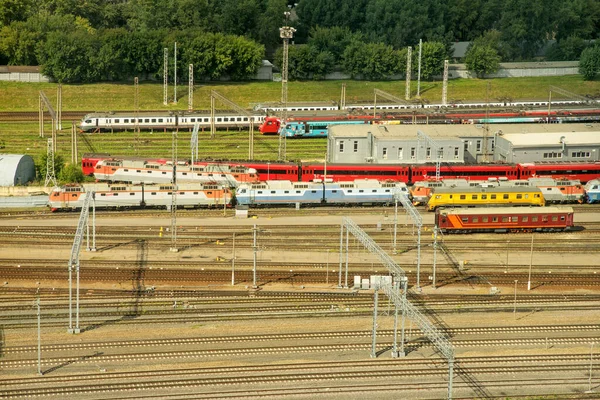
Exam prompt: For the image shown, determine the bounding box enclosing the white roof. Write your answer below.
[502,131,600,147]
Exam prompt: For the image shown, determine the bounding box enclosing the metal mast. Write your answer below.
[163,48,168,105]
[405,47,412,100]
[188,64,194,111]
[340,83,346,109]
[44,139,57,188]
[170,131,178,252]
[373,89,409,118]
[173,42,177,104]
[417,130,443,181]
[134,77,140,153]
[417,39,423,98]
[39,91,56,151]
[56,84,62,131]
[279,12,296,161]
[190,123,199,167]
[441,60,449,106]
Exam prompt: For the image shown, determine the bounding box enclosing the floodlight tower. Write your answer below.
[278,11,296,161]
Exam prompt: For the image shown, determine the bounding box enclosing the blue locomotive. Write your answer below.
[584,179,600,203]
[235,179,408,206]
[282,120,370,138]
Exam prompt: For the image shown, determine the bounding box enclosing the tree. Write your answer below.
[274,44,334,80]
[37,152,65,183]
[579,46,600,80]
[465,43,501,78]
[341,40,400,80]
[419,41,446,80]
[58,163,85,183]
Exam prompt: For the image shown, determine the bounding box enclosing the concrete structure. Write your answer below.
[328,123,600,165]
[255,60,273,80]
[0,154,36,186]
[327,124,465,164]
[494,131,600,163]
[447,61,579,79]
[0,66,49,82]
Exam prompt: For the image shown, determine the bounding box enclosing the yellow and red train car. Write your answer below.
[435,206,574,233]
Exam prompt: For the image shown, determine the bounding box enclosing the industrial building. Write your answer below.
[326,124,465,165]
[494,131,600,163]
[0,154,36,186]
[327,123,600,165]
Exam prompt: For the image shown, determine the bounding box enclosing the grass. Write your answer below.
[2,75,600,177]
[2,75,600,112]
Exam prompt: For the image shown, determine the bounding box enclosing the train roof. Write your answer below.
[431,186,542,194]
[82,110,263,118]
[501,131,600,146]
[438,206,573,216]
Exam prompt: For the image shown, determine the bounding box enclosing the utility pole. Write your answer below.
[163,48,168,105]
[279,11,296,161]
[405,46,412,100]
[417,39,423,98]
[231,233,236,286]
[252,225,258,288]
[188,64,194,111]
[527,235,534,291]
[173,42,177,104]
[36,290,42,375]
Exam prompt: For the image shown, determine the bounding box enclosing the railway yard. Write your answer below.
[1,205,600,399]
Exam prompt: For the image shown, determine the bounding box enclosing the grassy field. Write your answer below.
[1,75,600,112]
[1,75,600,181]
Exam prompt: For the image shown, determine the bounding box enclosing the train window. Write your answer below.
[502,216,508,222]
[296,191,301,193]
[162,172,167,174]
[284,190,289,193]
[348,190,353,193]
[525,194,529,199]
[124,169,129,172]
[332,190,337,193]
[114,119,120,123]
[523,216,528,222]
[311,190,317,193]
[130,193,135,196]
[354,141,359,153]
[339,141,344,153]
[207,192,212,195]
[482,217,488,222]
[167,192,172,195]
[182,172,187,176]
[532,216,538,222]
[359,190,364,193]
[473,217,478,222]
[461,217,468,222]
[204,118,209,122]
[435,195,441,199]
[534,194,540,198]
[257,191,263,194]
[217,118,222,122]
[145,119,149,123]
[151,119,156,123]
[449,195,453,199]
[221,174,226,177]
[560,216,565,221]
[180,192,185,195]
[460,195,466,200]
[490,194,496,199]
[151,192,157,195]
[481,194,487,200]
[471,195,477,200]
[100,193,106,196]
[511,217,518,222]
[552,216,558,221]
[243,117,249,121]
[190,118,195,122]
[194,192,199,195]
[237,117,242,121]
[492,217,498,222]
[542,216,548,222]
[503,194,509,199]
[516,194,523,199]
[224,118,229,122]
[271,191,276,193]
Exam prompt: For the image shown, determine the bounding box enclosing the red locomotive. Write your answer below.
[435,206,574,233]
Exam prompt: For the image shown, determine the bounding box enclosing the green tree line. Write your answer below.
[1,0,600,82]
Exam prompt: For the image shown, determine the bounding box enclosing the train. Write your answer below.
[48,183,232,211]
[258,108,600,137]
[411,177,585,205]
[79,111,266,133]
[427,186,545,211]
[235,179,408,207]
[79,98,600,133]
[584,179,600,203]
[93,158,259,186]
[435,206,574,233]
[81,154,600,185]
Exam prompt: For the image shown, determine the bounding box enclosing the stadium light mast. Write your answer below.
[279,10,296,161]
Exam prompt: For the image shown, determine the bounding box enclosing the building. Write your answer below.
[327,124,465,164]
[327,123,600,165]
[494,131,600,163]
[0,154,36,186]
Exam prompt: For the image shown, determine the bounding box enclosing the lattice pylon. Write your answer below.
[45,138,58,187]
